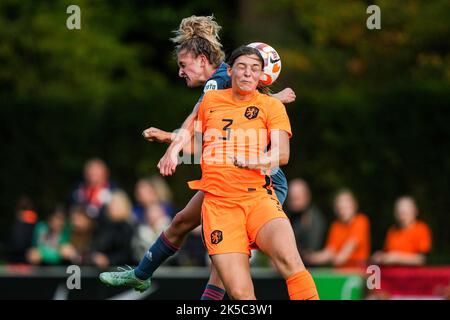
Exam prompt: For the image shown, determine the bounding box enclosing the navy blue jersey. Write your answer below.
[198,62,230,103]
[197,61,288,205]
[271,168,288,205]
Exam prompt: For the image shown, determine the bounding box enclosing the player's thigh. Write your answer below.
[169,191,204,232]
[247,195,304,275]
[246,193,287,246]
[210,253,255,300]
[254,217,305,277]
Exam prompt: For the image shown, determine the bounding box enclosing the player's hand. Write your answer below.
[230,155,250,169]
[229,156,269,174]
[157,147,179,176]
[273,87,296,104]
[142,127,173,144]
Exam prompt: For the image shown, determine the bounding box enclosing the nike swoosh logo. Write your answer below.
[209,110,218,113]
[270,57,280,64]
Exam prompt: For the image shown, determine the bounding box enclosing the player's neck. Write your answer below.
[232,88,258,102]
[203,64,217,81]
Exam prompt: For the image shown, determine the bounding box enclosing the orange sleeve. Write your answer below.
[325,222,339,252]
[266,98,292,138]
[416,223,432,254]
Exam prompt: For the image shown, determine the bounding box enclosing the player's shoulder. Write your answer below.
[203,62,230,93]
[201,88,232,106]
[259,92,285,110]
[204,87,231,98]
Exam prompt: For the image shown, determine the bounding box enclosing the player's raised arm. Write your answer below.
[270,87,296,104]
[158,101,203,176]
[142,100,200,144]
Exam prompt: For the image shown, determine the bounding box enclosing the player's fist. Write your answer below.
[157,148,179,176]
[273,87,296,104]
[142,127,173,144]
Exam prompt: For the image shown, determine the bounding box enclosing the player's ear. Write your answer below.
[227,66,232,77]
[199,54,207,67]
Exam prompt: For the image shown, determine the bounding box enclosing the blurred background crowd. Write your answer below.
[2,158,434,271]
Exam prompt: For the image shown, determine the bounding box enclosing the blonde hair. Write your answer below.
[171,15,225,68]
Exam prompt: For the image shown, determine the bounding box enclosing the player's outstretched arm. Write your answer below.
[142,127,173,144]
[270,87,296,104]
[157,102,201,176]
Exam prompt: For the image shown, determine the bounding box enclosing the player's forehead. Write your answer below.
[233,54,262,67]
[177,49,196,64]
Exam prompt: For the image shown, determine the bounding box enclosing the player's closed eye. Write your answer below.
[236,64,261,73]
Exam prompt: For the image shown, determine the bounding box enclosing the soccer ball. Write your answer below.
[247,42,282,86]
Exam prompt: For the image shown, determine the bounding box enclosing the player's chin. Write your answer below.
[186,78,199,88]
[238,83,257,93]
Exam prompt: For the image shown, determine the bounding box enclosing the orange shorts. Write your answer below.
[201,190,288,256]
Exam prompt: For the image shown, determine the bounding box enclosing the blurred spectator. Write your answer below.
[132,176,173,223]
[131,194,171,262]
[26,205,70,265]
[71,158,117,220]
[371,196,432,266]
[91,190,134,269]
[286,178,326,254]
[6,196,39,263]
[304,189,370,268]
[60,204,96,265]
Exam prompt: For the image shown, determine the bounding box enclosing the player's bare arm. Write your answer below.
[232,130,290,171]
[270,87,296,104]
[157,102,200,176]
[143,87,295,143]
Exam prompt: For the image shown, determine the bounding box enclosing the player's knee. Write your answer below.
[274,252,305,276]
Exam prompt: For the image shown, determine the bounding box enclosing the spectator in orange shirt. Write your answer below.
[371,196,431,266]
[304,189,370,268]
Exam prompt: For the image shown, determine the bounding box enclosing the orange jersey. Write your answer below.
[325,213,370,268]
[384,220,431,254]
[188,88,292,197]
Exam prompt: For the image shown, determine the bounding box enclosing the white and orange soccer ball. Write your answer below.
[247,42,282,86]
